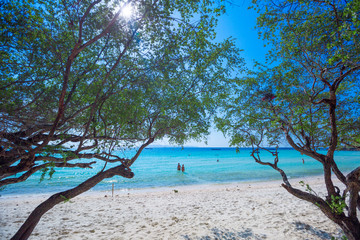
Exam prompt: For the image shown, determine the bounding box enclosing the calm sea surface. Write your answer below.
[2,148,360,195]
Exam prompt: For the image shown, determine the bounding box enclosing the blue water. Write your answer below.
[2,148,360,195]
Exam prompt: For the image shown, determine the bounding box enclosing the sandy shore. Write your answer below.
[0,176,345,240]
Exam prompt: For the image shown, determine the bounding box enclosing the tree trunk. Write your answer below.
[340,219,360,240]
[282,184,360,240]
[11,165,133,240]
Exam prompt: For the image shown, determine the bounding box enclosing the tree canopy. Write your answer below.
[217,0,360,239]
[0,0,243,185]
[0,0,243,238]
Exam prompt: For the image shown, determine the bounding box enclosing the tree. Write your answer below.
[0,0,244,239]
[217,0,360,239]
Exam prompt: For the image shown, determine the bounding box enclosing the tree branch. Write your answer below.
[11,164,133,240]
[0,162,96,187]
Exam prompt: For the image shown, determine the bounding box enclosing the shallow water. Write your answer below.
[2,147,359,195]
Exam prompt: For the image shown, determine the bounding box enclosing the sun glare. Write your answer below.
[121,4,133,19]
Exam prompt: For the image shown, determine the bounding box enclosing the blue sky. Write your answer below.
[157,1,270,147]
[216,0,269,66]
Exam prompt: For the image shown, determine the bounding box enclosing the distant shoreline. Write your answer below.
[146,146,359,151]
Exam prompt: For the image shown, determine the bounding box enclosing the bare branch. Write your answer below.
[0,161,96,187]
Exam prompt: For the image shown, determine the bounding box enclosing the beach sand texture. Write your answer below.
[0,176,344,240]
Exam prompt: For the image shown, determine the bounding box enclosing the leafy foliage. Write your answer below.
[218,0,360,239]
[0,0,244,188]
[60,194,71,203]
[299,181,318,197]
[1,1,244,238]
[39,161,56,182]
[328,195,346,215]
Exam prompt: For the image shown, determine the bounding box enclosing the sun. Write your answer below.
[121,4,133,19]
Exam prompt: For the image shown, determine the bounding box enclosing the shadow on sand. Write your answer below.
[293,221,340,240]
[182,227,266,240]
[182,222,342,240]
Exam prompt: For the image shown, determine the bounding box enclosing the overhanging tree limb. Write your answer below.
[10,164,134,240]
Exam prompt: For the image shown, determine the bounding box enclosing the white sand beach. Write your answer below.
[0,176,344,240]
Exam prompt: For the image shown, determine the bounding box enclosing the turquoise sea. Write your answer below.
[2,147,360,196]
